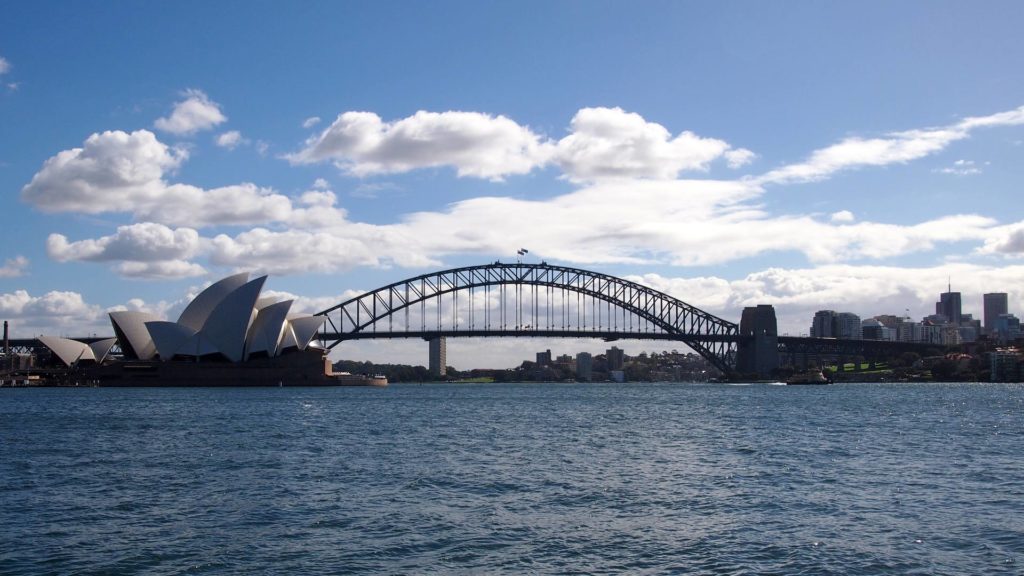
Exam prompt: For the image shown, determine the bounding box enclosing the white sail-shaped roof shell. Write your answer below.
[39,336,94,366]
[146,321,197,361]
[245,300,292,359]
[280,313,323,350]
[109,311,160,360]
[88,338,117,364]
[177,272,249,332]
[201,276,267,362]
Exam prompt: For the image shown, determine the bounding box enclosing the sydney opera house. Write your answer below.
[37,273,380,386]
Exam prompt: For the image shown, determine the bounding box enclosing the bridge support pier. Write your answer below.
[736,305,779,379]
[428,337,447,378]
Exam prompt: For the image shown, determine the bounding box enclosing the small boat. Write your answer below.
[786,369,830,385]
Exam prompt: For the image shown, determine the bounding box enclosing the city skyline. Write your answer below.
[2,3,1024,368]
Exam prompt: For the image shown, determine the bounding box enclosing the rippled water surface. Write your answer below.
[2,382,1023,574]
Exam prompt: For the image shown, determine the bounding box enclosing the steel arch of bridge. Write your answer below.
[316,262,740,373]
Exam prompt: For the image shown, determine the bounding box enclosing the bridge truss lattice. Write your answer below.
[316,263,740,373]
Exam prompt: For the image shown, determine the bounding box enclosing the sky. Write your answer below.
[2,1,1024,369]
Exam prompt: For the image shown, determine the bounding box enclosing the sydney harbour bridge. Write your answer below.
[313,262,936,377]
[5,262,938,378]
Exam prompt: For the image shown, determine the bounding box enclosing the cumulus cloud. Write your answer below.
[46,223,206,279]
[46,223,201,263]
[302,116,321,129]
[21,130,186,213]
[215,130,247,150]
[0,289,107,336]
[141,183,292,227]
[208,224,437,275]
[288,110,553,180]
[757,105,1024,185]
[21,130,292,227]
[113,260,207,279]
[554,107,744,181]
[154,89,227,135]
[288,107,752,182]
[0,256,29,278]
[0,56,10,75]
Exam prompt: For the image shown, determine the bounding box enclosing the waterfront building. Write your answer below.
[836,312,862,340]
[990,349,1023,382]
[810,310,836,337]
[810,310,861,339]
[861,319,896,341]
[429,336,447,377]
[607,346,624,370]
[576,352,593,381]
[984,293,1009,336]
[994,314,1021,343]
[536,349,552,366]
[34,273,358,386]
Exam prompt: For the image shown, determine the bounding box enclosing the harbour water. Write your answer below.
[2,382,1022,574]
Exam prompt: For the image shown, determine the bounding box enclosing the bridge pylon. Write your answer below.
[735,305,780,379]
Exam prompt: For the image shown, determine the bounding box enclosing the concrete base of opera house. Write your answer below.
[78,348,387,387]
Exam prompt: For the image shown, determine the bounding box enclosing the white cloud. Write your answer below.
[724,148,757,169]
[977,222,1024,256]
[288,110,554,180]
[21,130,186,214]
[0,289,106,336]
[312,177,330,190]
[21,130,292,227]
[302,116,321,129]
[934,159,982,176]
[209,228,378,275]
[0,256,29,278]
[47,223,201,263]
[757,105,1024,185]
[215,130,247,150]
[288,107,753,183]
[830,210,855,223]
[142,183,293,227]
[113,260,207,279]
[397,179,995,267]
[554,107,743,181]
[154,89,227,135]
[0,56,9,75]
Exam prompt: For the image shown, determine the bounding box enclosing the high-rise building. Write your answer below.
[536,349,552,366]
[576,352,593,381]
[935,286,962,325]
[984,293,1009,336]
[428,336,447,377]
[606,346,625,370]
[836,312,862,339]
[810,310,837,337]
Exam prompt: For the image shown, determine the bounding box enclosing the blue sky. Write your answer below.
[2,2,1024,367]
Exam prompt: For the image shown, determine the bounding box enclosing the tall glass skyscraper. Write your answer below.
[984,293,1009,336]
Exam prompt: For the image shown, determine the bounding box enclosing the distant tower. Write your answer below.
[935,283,962,325]
[984,293,1008,336]
[428,337,447,377]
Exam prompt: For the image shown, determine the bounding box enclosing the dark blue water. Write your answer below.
[2,382,1023,575]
